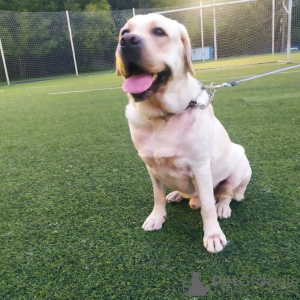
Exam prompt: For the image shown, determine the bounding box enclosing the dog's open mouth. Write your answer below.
[122,63,171,101]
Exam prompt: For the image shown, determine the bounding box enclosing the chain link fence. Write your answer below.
[0,0,299,85]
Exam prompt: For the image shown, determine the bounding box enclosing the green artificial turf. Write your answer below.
[0,61,299,299]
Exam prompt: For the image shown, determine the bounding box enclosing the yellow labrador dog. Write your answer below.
[116,14,251,253]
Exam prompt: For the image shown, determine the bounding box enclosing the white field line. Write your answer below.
[200,70,300,83]
[28,84,77,89]
[29,80,122,89]
[195,61,287,73]
[47,69,299,95]
[274,70,300,74]
[0,90,4,92]
[49,86,121,95]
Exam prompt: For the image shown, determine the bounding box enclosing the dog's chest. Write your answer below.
[133,124,195,192]
[130,116,196,177]
[132,114,191,154]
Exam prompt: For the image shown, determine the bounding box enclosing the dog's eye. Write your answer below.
[153,28,167,37]
[121,29,130,36]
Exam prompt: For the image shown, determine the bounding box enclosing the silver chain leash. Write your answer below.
[200,80,233,105]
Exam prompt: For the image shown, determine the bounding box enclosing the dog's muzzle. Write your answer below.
[118,33,171,101]
[120,33,142,61]
[120,33,141,49]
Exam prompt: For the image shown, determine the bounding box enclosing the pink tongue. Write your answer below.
[122,74,153,94]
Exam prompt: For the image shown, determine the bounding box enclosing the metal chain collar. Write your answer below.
[175,79,231,116]
[150,79,232,121]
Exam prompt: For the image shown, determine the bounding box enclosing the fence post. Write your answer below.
[272,0,275,55]
[132,8,136,16]
[200,1,205,62]
[0,38,10,85]
[213,0,217,60]
[281,9,285,52]
[66,10,79,76]
[286,0,292,62]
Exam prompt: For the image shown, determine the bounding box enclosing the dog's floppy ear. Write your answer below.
[116,54,122,76]
[116,65,122,76]
[179,23,195,75]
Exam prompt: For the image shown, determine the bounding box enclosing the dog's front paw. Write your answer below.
[142,212,166,231]
[203,229,227,253]
[216,201,231,219]
[166,191,183,203]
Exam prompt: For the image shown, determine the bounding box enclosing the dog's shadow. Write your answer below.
[165,199,204,241]
[164,198,245,243]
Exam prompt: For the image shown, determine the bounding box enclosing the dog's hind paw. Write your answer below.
[216,201,231,219]
[166,191,184,203]
[189,196,201,209]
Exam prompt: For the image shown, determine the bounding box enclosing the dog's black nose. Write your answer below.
[120,33,142,50]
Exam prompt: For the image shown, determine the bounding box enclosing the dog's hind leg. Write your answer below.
[214,184,233,219]
[215,159,251,219]
[232,156,252,201]
[167,192,201,209]
[233,175,251,201]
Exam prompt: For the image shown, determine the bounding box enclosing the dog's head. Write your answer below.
[116,14,195,102]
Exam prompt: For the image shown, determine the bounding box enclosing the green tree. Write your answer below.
[0,12,58,78]
[0,0,60,12]
[64,0,111,11]
[107,0,199,10]
[84,0,111,11]
[291,1,300,46]
[70,10,118,72]
[0,0,111,12]
[107,0,139,10]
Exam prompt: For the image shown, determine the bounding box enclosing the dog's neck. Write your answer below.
[129,75,209,121]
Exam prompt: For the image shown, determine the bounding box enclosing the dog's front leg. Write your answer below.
[142,166,167,231]
[192,163,227,253]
